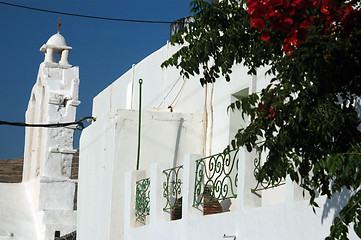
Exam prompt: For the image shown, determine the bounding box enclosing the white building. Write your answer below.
[0,31,78,240]
[78,37,359,239]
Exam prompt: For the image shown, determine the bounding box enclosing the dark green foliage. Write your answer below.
[163,0,361,239]
[161,0,284,85]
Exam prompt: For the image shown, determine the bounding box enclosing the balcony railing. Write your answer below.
[251,157,285,192]
[135,178,150,223]
[162,165,183,211]
[193,149,239,207]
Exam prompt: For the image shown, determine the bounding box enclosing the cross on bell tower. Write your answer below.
[58,17,61,33]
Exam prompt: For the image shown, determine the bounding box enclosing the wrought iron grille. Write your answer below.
[135,178,150,223]
[162,165,183,211]
[193,149,239,207]
[251,157,285,192]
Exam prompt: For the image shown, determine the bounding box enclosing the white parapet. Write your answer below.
[121,149,360,240]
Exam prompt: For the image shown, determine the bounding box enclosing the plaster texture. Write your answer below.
[90,42,271,155]
[78,41,358,240]
[78,110,203,240]
[0,32,79,240]
[0,183,38,240]
[77,42,290,240]
[123,153,359,240]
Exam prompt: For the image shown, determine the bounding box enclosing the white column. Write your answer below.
[241,148,262,209]
[59,50,70,66]
[149,163,170,225]
[124,170,147,230]
[182,154,203,219]
[285,176,294,204]
[44,48,55,63]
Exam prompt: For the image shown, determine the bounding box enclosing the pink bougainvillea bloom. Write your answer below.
[257,103,265,112]
[261,30,271,41]
[268,108,276,118]
[251,17,266,30]
[247,0,361,54]
[282,43,293,55]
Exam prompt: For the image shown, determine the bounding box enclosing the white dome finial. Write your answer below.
[40,19,72,68]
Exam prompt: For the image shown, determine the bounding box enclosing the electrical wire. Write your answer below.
[0,117,96,130]
[157,75,182,108]
[169,77,187,108]
[0,1,173,24]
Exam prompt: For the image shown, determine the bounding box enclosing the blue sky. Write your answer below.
[0,0,193,159]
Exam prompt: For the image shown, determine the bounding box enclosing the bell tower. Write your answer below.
[23,22,79,239]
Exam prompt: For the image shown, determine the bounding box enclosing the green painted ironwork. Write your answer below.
[135,177,150,223]
[162,165,183,211]
[193,149,239,207]
[251,157,285,192]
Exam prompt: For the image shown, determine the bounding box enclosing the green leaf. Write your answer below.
[161,1,361,239]
[235,100,241,109]
[246,143,252,152]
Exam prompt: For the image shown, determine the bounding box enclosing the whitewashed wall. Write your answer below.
[78,110,204,240]
[78,41,291,240]
[23,62,79,240]
[90,43,272,155]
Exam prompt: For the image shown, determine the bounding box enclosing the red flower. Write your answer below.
[257,103,265,112]
[261,30,271,41]
[300,20,312,29]
[247,0,360,54]
[282,43,293,55]
[268,108,276,118]
[251,17,266,30]
[321,5,330,15]
[284,31,298,46]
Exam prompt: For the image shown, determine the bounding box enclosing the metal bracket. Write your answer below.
[223,234,237,239]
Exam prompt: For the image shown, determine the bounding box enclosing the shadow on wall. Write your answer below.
[321,188,352,224]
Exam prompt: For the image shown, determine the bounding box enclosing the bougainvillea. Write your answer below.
[248,0,359,54]
[163,0,361,239]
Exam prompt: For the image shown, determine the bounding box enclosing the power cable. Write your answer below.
[0,117,96,130]
[169,77,187,108]
[157,75,182,108]
[0,1,173,24]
